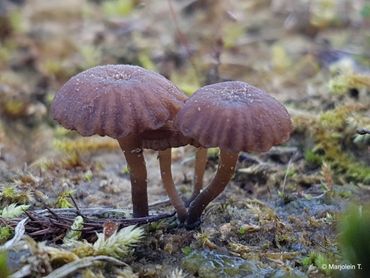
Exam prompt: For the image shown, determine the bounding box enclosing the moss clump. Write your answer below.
[301,251,332,275]
[0,226,13,244]
[55,191,75,208]
[329,72,370,96]
[294,104,370,184]
[304,149,323,169]
[0,186,29,204]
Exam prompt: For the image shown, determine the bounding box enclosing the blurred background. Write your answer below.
[0,0,369,167]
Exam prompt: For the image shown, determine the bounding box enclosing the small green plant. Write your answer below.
[1,187,16,200]
[0,251,9,278]
[0,187,29,204]
[83,170,93,182]
[304,149,323,169]
[181,246,192,256]
[56,191,75,208]
[295,104,370,184]
[301,251,331,275]
[73,225,144,259]
[64,216,84,243]
[339,205,370,278]
[0,226,13,244]
[1,203,30,218]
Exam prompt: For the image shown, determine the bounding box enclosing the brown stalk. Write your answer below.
[158,149,187,222]
[186,149,238,227]
[118,135,149,218]
[187,147,207,205]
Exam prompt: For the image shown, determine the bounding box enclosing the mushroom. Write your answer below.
[51,64,189,219]
[175,81,293,227]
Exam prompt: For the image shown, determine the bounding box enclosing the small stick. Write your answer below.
[23,211,38,221]
[69,194,85,218]
[148,198,171,208]
[46,207,60,220]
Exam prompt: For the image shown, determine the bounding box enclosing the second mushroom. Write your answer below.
[175,81,293,228]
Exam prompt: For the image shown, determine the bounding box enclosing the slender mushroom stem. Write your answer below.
[158,149,187,223]
[187,147,208,205]
[186,149,238,228]
[118,135,149,217]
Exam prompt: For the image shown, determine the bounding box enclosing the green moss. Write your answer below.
[301,251,332,275]
[121,166,130,175]
[55,191,75,208]
[304,149,323,168]
[339,205,370,278]
[0,226,13,244]
[329,72,370,96]
[1,187,16,200]
[83,170,93,182]
[181,246,192,256]
[1,186,29,204]
[295,104,370,184]
[0,252,9,278]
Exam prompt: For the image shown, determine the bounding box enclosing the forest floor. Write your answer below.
[0,0,370,277]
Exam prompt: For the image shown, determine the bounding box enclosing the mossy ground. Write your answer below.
[1,0,370,277]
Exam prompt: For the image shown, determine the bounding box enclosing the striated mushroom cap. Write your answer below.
[51,64,188,139]
[175,81,293,153]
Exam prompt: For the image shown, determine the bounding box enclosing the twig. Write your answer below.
[23,211,37,221]
[69,194,85,218]
[1,208,175,240]
[46,207,60,220]
[148,198,171,208]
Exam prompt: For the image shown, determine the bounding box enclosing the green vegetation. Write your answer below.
[339,205,370,278]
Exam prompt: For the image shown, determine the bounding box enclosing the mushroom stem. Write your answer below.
[158,149,188,222]
[186,149,238,228]
[187,147,207,205]
[118,136,149,217]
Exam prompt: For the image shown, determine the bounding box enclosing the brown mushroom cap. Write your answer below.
[141,121,194,151]
[175,81,292,153]
[51,64,188,139]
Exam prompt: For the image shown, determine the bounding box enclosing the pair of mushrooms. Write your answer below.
[51,64,292,228]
